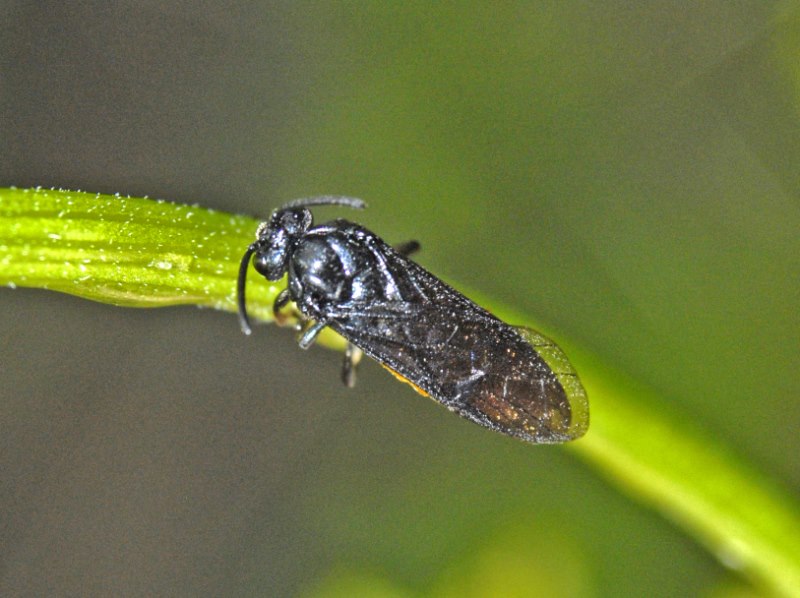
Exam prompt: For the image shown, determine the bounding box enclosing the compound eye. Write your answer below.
[253,248,287,280]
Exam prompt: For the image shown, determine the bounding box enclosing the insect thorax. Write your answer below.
[288,225,398,318]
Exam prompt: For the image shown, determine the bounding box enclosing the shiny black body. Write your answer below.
[238,197,588,444]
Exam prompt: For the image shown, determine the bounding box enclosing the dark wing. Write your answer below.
[325,256,588,443]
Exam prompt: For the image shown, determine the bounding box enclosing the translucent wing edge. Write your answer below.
[517,327,590,441]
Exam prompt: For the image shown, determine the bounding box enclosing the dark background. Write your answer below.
[2,3,798,597]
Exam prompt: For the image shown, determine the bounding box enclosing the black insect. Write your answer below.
[237,197,588,443]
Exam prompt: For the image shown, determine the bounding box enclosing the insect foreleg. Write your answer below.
[272,288,298,328]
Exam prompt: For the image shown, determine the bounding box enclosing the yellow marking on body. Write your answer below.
[381,364,430,397]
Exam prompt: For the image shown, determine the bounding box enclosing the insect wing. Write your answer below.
[326,295,588,444]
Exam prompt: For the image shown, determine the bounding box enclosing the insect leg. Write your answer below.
[394,240,421,258]
[298,319,328,349]
[341,343,364,388]
[272,288,299,329]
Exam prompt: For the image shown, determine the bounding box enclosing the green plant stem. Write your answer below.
[2,187,799,597]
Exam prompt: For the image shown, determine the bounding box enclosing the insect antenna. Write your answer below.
[282,196,367,210]
[237,243,258,335]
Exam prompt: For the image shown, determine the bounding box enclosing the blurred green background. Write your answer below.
[1,3,798,597]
